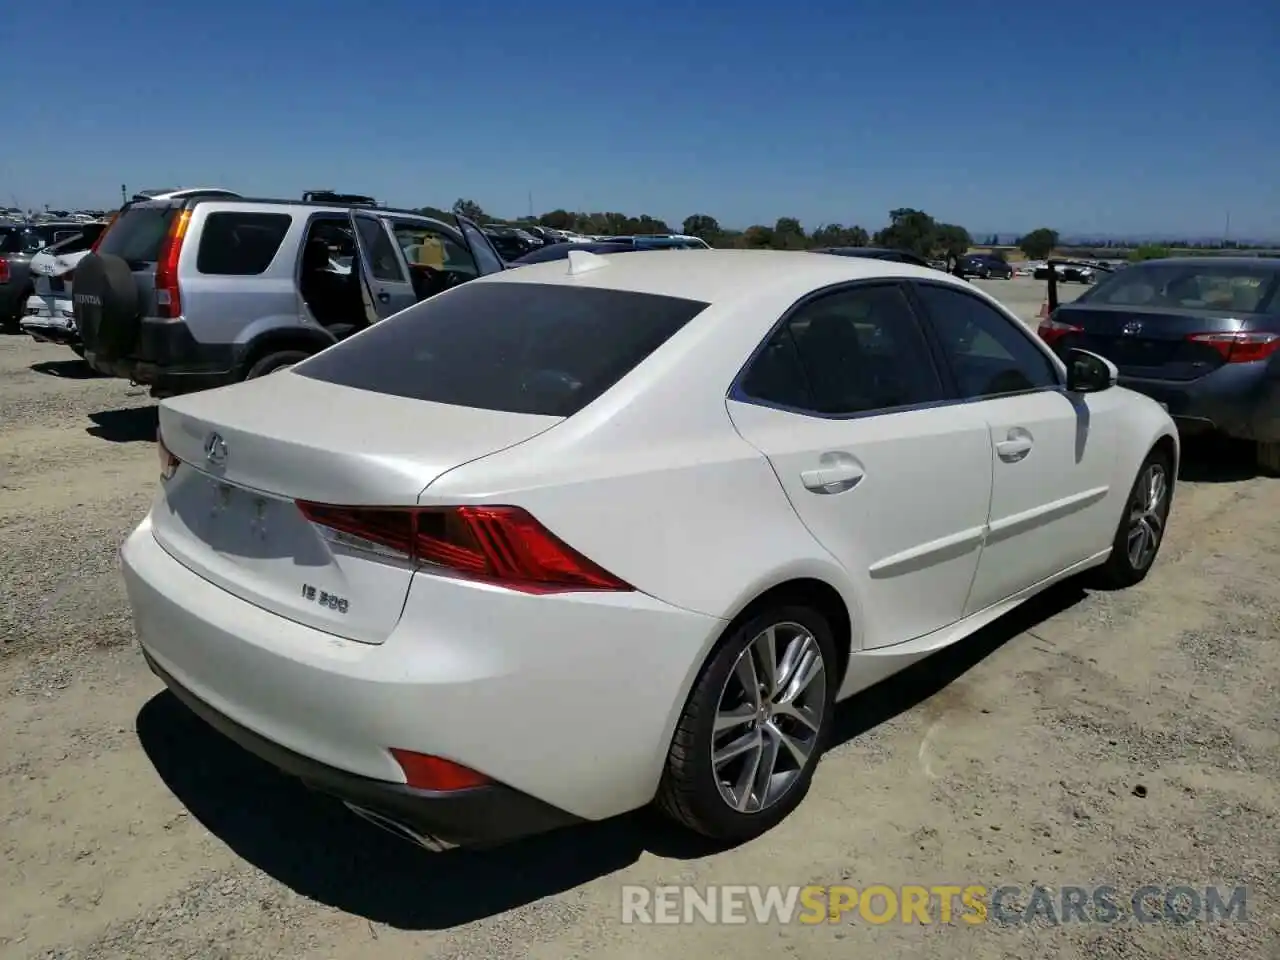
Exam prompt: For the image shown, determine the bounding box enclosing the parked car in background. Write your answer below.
[123,250,1176,853]
[73,192,506,396]
[595,234,711,250]
[956,254,1013,279]
[1035,260,1096,283]
[20,221,110,355]
[1037,256,1280,472]
[811,246,935,268]
[510,241,640,265]
[482,226,541,261]
[1,221,87,330]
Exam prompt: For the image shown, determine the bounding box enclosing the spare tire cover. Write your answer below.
[73,253,140,360]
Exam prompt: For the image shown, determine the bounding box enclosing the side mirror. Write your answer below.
[1065,348,1118,393]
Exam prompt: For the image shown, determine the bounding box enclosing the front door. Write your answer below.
[349,212,416,321]
[909,281,1121,612]
[726,282,995,649]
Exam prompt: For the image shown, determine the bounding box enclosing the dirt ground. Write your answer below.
[1,300,1277,959]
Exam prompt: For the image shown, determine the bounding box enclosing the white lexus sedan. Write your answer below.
[121,249,1177,850]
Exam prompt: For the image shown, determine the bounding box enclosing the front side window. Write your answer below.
[392,222,476,275]
[740,284,944,416]
[913,283,1059,398]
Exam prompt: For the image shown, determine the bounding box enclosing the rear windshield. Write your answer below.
[1080,262,1280,314]
[295,281,708,417]
[0,229,21,254]
[96,204,179,264]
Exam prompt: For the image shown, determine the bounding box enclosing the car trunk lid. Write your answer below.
[153,372,562,644]
[1048,303,1248,381]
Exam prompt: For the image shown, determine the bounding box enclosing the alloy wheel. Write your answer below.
[1126,462,1167,570]
[711,622,827,814]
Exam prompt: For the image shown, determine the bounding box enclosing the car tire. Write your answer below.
[243,350,310,380]
[1091,447,1174,589]
[657,604,838,842]
[1257,441,1280,476]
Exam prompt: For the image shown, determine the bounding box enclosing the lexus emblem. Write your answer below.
[1122,321,1143,336]
[204,432,228,465]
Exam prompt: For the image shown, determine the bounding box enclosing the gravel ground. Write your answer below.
[1,288,1276,959]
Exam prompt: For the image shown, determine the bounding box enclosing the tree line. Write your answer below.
[421,199,1273,263]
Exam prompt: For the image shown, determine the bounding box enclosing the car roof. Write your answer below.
[478,248,967,303]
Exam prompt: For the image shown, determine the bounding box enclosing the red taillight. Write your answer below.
[157,434,179,481]
[154,209,191,319]
[389,749,491,791]
[295,502,633,594]
[0,258,8,284]
[89,212,118,253]
[1037,317,1082,347]
[1186,331,1280,364]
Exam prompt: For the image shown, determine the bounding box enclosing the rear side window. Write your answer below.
[196,212,292,275]
[295,282,707,417]
[96,204,178,264]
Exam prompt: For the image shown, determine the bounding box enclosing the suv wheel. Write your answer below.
[244,350,310,379]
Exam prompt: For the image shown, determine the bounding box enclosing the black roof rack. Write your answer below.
[302,190,379,206]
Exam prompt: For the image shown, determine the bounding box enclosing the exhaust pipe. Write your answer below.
[343,802,456,852]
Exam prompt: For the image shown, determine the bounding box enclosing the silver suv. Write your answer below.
[73,194,506,396]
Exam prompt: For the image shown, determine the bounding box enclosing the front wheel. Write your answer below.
[1091,449,1173,589]
[657,605,837,842]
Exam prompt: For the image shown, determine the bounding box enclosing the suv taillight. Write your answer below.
[1186,331,1280,364]
[295,502,633,594]
[0,258,9,284]
[154,209,191,319]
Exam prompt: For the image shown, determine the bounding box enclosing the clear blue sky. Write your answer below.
[4,0,1276,239]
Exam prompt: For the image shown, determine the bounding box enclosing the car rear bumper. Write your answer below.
[87,317,236,395]
[120,512,722,841]
[1119,363,1280,442]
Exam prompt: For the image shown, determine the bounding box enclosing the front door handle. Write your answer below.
[376,291,391,304]
[995,428,1034,463]
[800,456,864,494]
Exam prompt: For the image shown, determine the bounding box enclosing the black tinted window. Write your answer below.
[914,283,1059,397]
[751,284,943,416]
[295,282,707,417]
[739,327,812,409]
[196,212,292,275]
[0,229,21,254]
[96,204,178,263]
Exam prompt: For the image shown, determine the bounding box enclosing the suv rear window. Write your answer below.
[96,204,178,264]
[295,281,708,417]
[196,211,292,275]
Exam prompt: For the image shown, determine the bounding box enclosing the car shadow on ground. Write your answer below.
[135,582,1085,931]
[1176,433,1263,483]
[87,405,158,442]
[31,359,100,379]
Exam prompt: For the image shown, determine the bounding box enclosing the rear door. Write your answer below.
[75,200,178,362]
[910,281,1120,612]
[727,282,994,649]
[348,211,416,320]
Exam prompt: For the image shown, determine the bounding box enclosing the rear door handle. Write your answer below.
[800,455,864,494]
[376,291,391,303]
[995,428,1034,463]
